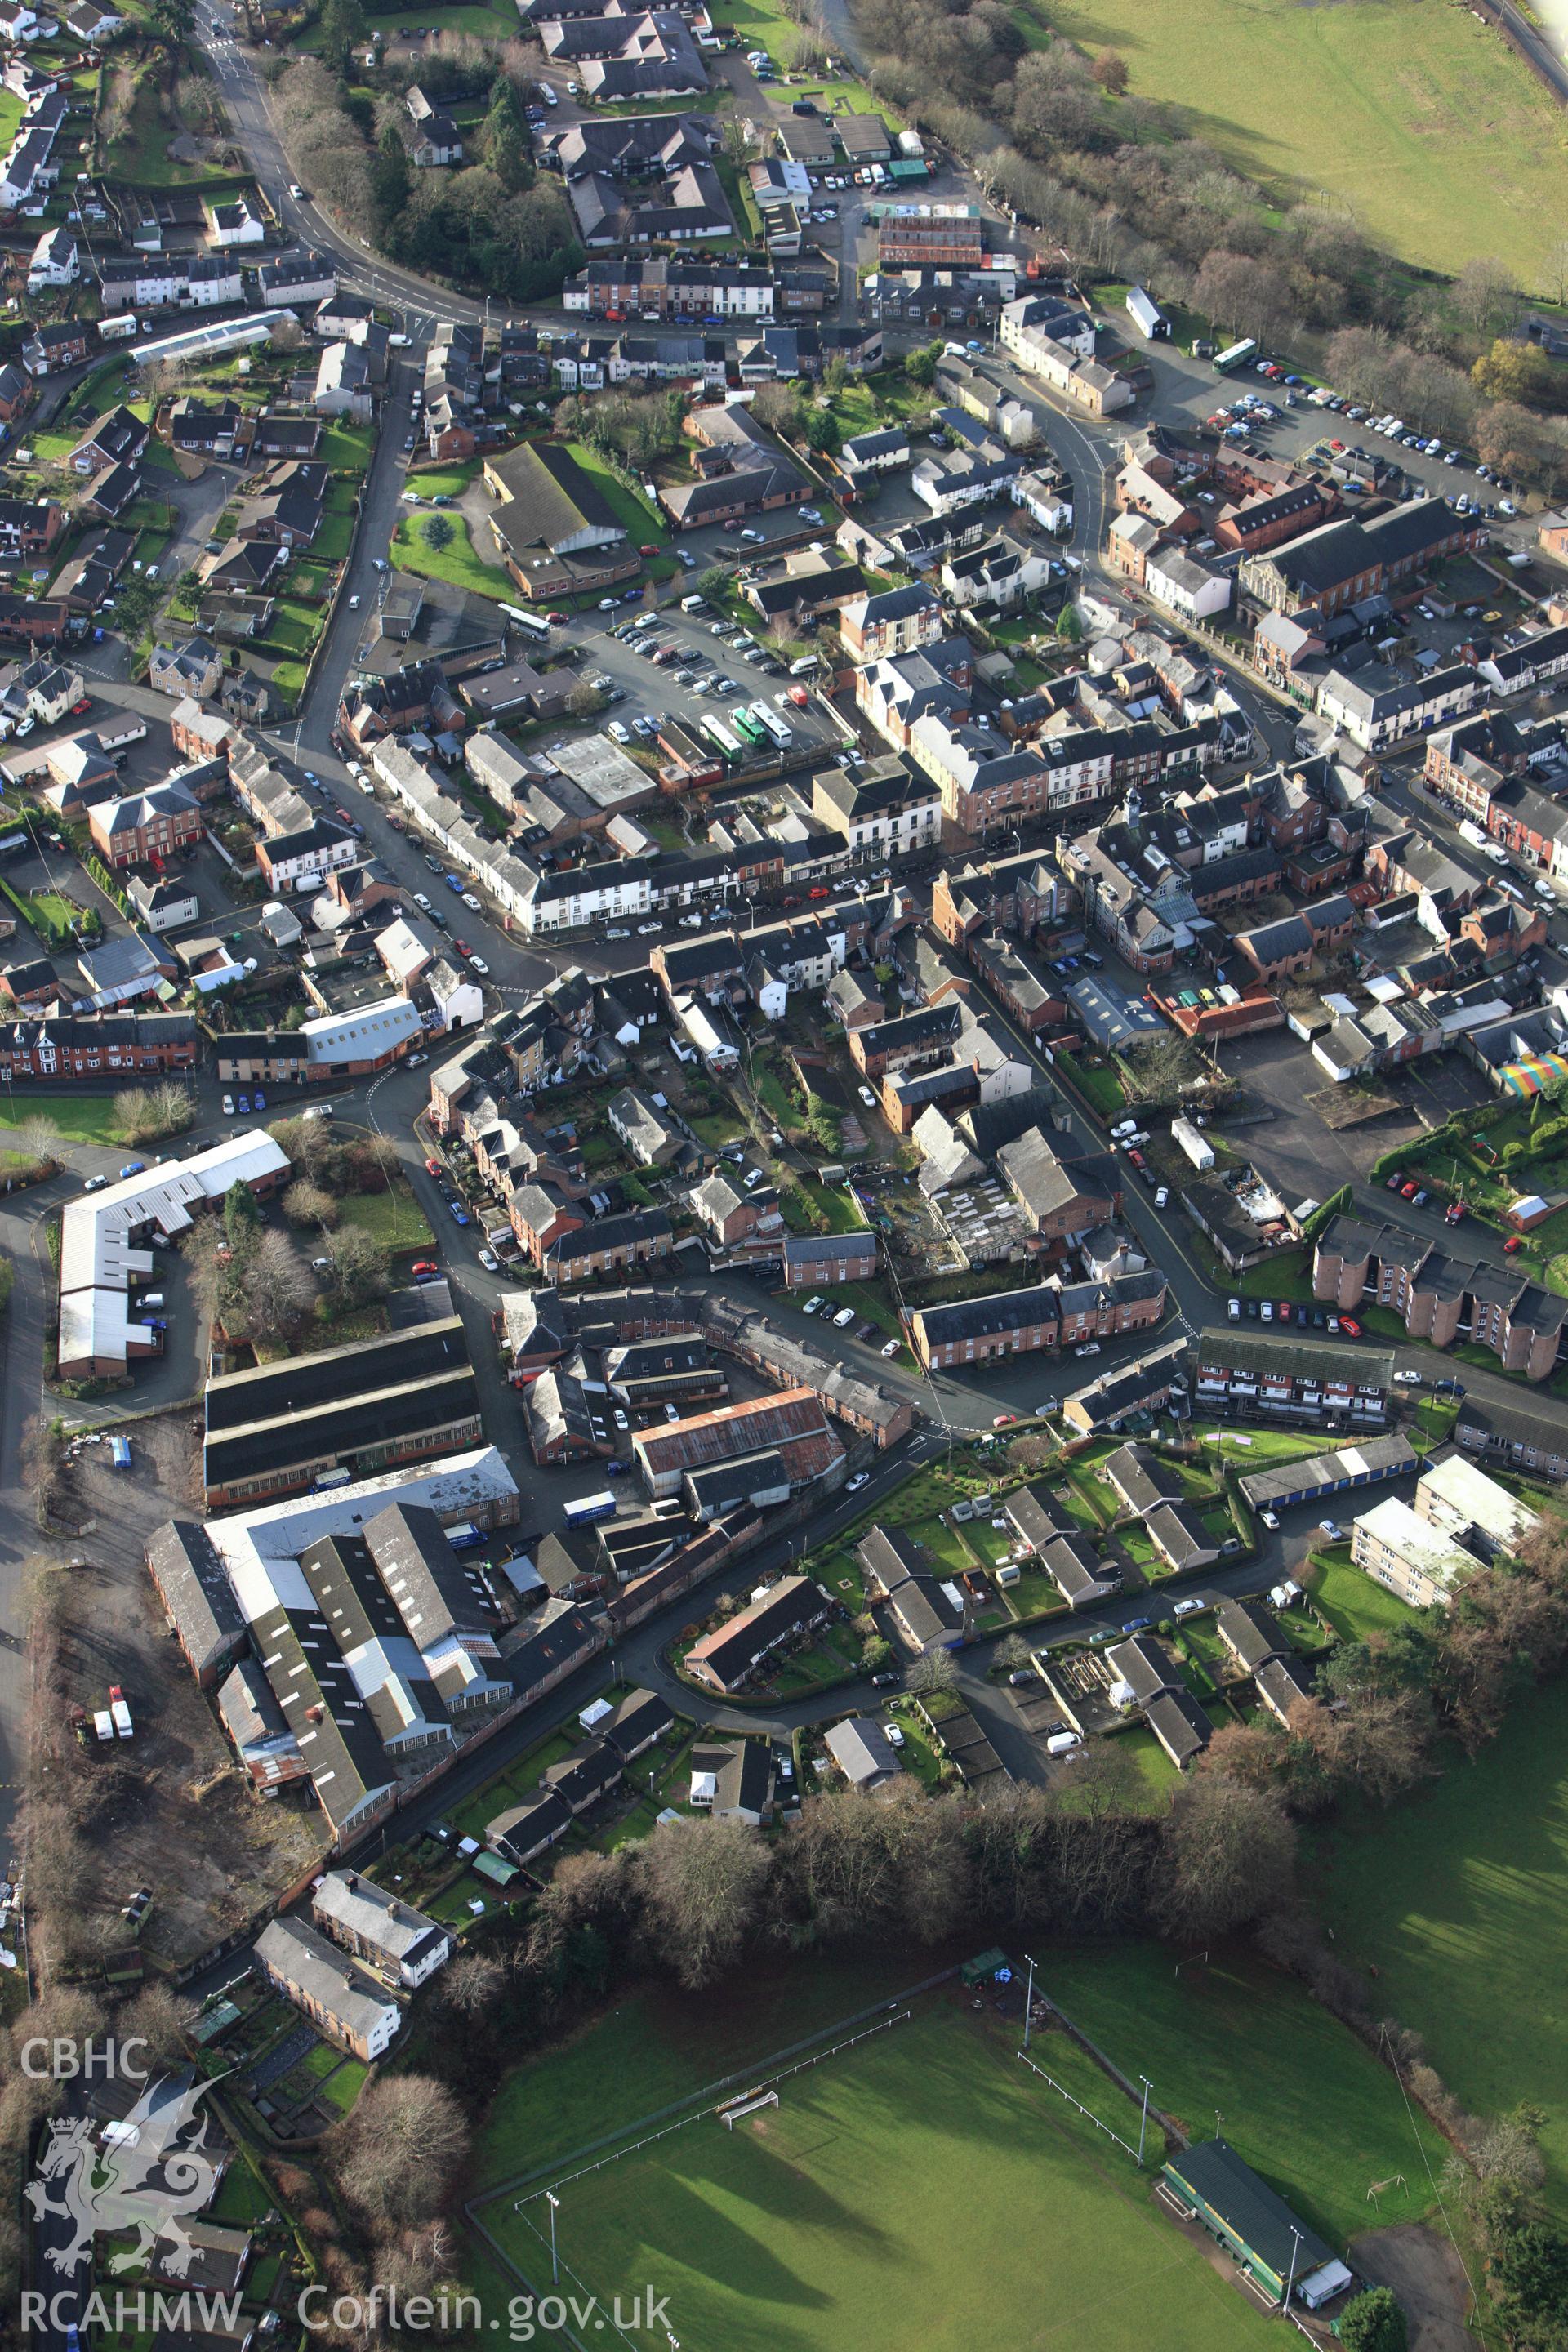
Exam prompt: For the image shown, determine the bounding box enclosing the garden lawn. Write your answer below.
[1077,1725,1183,1813]
[320,424,375,472]
[1304,1548,1422,1642]
[1311,1680,1568,2209]
[407,460,481,501]
[480,2002,1278,2352]
[392,511,512,603]
[795,1175,867,1234]
[1040,1942,1446,2247]
[563,440,669,543]
[336,1182,433,1253]
[1069,1058,1128,1119]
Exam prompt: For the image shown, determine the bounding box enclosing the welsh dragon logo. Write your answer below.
[26,2075,223,2278]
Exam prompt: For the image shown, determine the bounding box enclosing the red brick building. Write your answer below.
[88,782,203,870]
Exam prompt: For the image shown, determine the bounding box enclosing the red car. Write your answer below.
[1277,1301,1292,1321]
[411,1259,439,1277]
[425,1156,443,1177]
[722,518,742,532]
[70,697,92,716]
[546,610,568,626]
[639,542,660,557]
[454,939,473,959]
[335,804,353,824]
[1385,1171,1406,1191]
[1339,1315,1362,1338]
[1504,1235,1524,1254]
[992,1413,1015,1429]
[1401,1180,1419,1200]
[1446,1201,1465,1225]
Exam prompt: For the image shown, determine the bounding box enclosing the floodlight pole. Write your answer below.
[546,2189,559,2287]
[1283,2225,1304,2313]
[1022,1952,1037,2050]
[1138,2075,1152,2166]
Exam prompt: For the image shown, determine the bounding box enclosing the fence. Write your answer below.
[1017,2048,1142,2162]
[513,2008,916,2211]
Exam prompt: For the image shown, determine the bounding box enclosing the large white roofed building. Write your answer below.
[56,1128,291,1379]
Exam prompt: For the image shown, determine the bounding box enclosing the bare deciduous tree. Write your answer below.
[440,1949,506,2019]
[15,1112,58,1168]
[907,1649,956,1695]
[330,2075,468,2230]
[1155,1771,1295,1943]
[636,1814,770,1989]
[120,1980,192,2069]
[241,1228,317,1346]
[323,1227,390,1312]
[282,1179,340,1231]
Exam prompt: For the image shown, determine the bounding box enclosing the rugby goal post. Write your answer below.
[719,2090,778,2128]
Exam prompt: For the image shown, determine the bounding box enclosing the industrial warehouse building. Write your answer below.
[202,1316,482,1506]
[631,1386,843,1498]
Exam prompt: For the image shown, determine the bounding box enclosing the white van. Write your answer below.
[1046,1731,1082,1757]
[788,655,817,676]
[679,593,706,612]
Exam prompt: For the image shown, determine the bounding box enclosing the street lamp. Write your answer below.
[1022,1950,1038,2049]
[546,2189,559,2286]
[1137,2074,1152,2165]
[1282,2225,1304,2313]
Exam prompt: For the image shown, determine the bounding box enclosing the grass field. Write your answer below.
[1039,0,1568,283]
[337,1181,433,1253]
[1040,1942,1446,2247]
[1310,1679,1568,2211]
[473,1953,942,2189]
[483,2002,1279,2352]
[0,1094,131,1147]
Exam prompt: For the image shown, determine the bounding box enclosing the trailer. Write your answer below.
[108,1685,132,1740]
[109,1435,131,1472]
[93,1709,114,1743]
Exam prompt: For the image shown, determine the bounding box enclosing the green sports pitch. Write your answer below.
[488,2006,1278,2352]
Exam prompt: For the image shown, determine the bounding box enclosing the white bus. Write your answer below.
[749,700,791,748]
[500,602,552,643]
